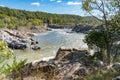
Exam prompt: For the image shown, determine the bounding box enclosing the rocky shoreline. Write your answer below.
[10,47,120,80]
[9,47,102,80]
[72,25,98,33]
[48,24,98,33]
[0,28,120,80]
[0,28,40,50]
[48,24,74,29]
[0,24,94,50]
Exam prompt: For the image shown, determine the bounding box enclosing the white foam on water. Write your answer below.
[41,56,54,61]
[32,56,55,64]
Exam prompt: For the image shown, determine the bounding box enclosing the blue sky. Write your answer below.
[0,0,86,16]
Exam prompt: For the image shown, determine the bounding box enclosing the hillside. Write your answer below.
[0,6,100,29]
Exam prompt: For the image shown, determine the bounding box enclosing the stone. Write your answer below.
[31,41,39,45]
[0,29,40,50]
[115,76,120,80]
[112,62,120,72]
[7,41,27,50]
[32,46,41,50]
[27,33,34,37]
[54,47,72,61]
[11,47,94,80]
[94,60,104,67]
[72,25,97,33]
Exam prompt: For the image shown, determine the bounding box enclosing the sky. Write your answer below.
[0,0,87,16]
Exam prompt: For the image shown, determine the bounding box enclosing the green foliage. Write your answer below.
[0,40,12,63]
[0,20,5,28]
[0,40,26,79]
[84,69,120,80]
[84,30,107,49]
[112,0,120,8]
[84,30,108,61]
[82,0,93,11]
[0,56,27,75]
[0,6,100,29]
[82,0,120,65]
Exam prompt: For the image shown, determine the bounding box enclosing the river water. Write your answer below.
[14,29,87,62]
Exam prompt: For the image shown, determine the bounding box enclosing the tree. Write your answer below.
[82,0,120,65]
[84,30,108,61]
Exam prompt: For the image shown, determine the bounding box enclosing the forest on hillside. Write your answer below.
[0,6,100,29]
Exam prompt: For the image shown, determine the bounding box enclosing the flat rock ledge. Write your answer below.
[11,48,96,80]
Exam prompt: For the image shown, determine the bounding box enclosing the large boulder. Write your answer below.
[11,61,56,79]
[32,46,41,50]
[55,47,89,63]
[7,41,27,50]
[11,48,94,80]
[53,48,92,80]
[0,29,39,50]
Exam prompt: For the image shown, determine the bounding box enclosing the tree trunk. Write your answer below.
[102,48,107,63]
[106,43,111,65]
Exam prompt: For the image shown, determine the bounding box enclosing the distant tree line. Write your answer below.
[0,6,100,29]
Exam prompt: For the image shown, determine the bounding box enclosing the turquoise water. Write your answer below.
[14,29,87,62]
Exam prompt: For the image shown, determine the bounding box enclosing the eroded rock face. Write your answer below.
[55,47,88,60]
[72,25,97,33]
[7,41,27,50]
[48,24,74,29]
[11,61,56,79]
[0,29,40,50]
[54,48,91,80]
[11,48,94,80]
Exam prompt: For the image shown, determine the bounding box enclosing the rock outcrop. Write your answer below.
[53,48,91,80]
[48,24,75,29]
[0,29,40,50]
[7,41,27,50]
[11,48,95,80]
[72,25,97,33]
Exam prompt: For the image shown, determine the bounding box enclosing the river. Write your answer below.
[14,29,87,62]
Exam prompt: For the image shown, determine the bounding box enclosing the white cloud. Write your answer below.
[57,0,62,3]
[50,0,55,2]
[31,2,40,6]
[67,2,82,5]
[0,5,5,7]
[72,11,77,13]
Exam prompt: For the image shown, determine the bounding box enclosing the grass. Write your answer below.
[84,69,120,80]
